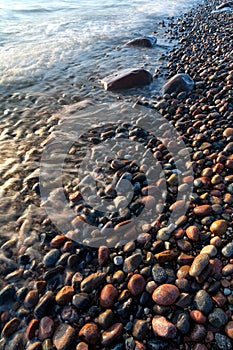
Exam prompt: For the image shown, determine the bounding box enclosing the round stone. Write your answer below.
[127,274,146,296]
[152,284,180,306]
[194,205,212,217]
[210,220,228,235]
[186,226,200,241]
[194,290,213,315]
[43,249,60,267]
[100,284,118,308]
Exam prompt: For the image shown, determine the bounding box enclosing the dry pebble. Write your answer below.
[152,316,177,338]
[152,284,179,305]
[53,324,76,350]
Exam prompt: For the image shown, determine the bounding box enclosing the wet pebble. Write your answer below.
[101,323,123,346]
[1,317,20,337]
[152,265,168,283]
[97,309,114,329]
[43,249,61,267]
[34,291,55,319]
[55,286,75,305]
[79,323,99,345]
[72,293,89,309]
[132,320,148,340]
[24,290,39,308]
[80,272,106,293]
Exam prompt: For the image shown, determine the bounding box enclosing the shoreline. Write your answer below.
[0,0,233,349]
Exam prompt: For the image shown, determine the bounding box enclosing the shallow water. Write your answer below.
[0,0,202,244]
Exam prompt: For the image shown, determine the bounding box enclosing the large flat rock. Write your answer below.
[102,68,153,91]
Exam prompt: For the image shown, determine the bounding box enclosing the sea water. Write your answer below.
[0,0,202,98]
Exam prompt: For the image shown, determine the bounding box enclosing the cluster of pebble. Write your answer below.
[0,0,233,350]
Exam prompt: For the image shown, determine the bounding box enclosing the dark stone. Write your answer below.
[102,68,153,91]
[126,36,157,48]
[72,293,89,309]
[132,320,148,340]
[152,265,168,283]
[215,333,233,350]
[208,308,228,328]
[147,339,170,350]
[194,290,213,315]
[34,291,55,319]
[163,73,194,94]
[0,284,16,305]
[61,305,79,323]
[173,311,190,335]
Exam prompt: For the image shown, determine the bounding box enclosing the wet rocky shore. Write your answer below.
[0,0,233,349]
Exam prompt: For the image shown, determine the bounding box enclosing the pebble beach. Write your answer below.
[0,0,233,349]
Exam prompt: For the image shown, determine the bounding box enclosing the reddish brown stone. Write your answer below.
[100,284,118,308]
[194,205,212,217]
[50,235,67,248]
[98,246,110,266]
[55,286,75,305]
[186,226,200,241]
[135,341,146,350]
[177,253,194,265]
[101,323,123,346]
[79,323,99,345]
[127,274,146,296]
[152,316,177,338]
[76,342,89,350]
[190,310,207,324]
[155,250,179,263]
[152,284,180,305]
[26,319,39,340]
